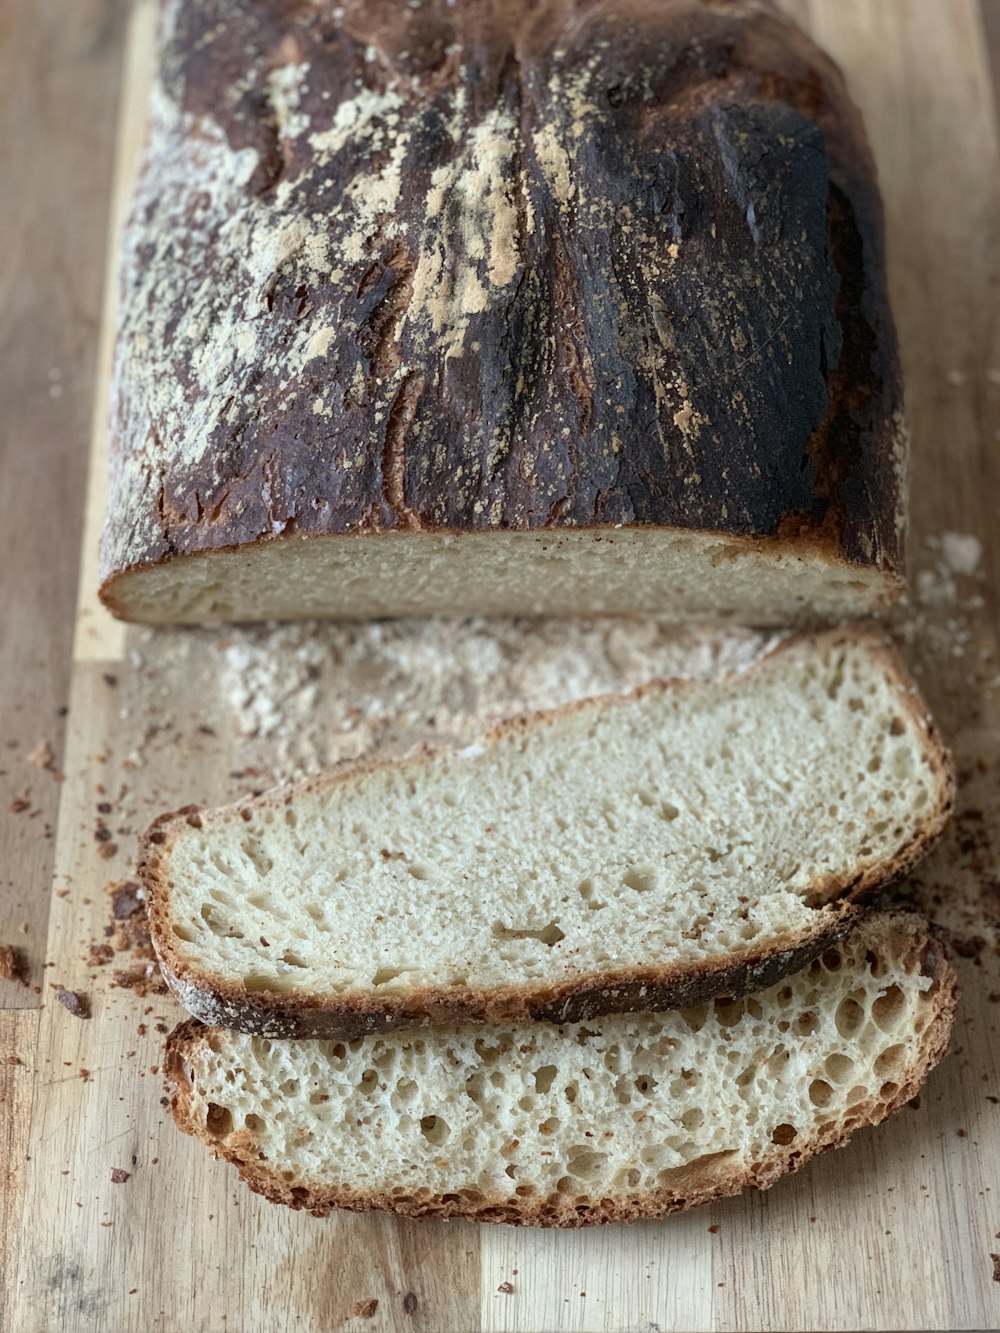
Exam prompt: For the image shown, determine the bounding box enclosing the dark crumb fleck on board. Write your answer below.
[111,1168,130,1184]
[55,987,89,1019]
[110,881,143,919]
[354,1299,379,1318]
[402,1293,418,1315]
[992,1254,1000,1283]
[0,944,27,985]
[708,1224,720,1233]
[497,1282,514,1295]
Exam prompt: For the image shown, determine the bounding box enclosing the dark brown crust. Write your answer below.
[163,913,958,1227]
[101,0,905,619]
[141,627,955,1039]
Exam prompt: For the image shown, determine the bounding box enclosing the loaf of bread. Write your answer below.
[164,912,955,1226]
[143,630,952,1038]
[101,0,906,624]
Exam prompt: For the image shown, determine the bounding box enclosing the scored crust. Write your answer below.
[163,914,958,1227]
[141,626,955,1040]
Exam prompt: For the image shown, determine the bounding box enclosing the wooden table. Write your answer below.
[2,2,999,1329]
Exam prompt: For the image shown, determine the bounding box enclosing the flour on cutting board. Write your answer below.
[215,618,781,781]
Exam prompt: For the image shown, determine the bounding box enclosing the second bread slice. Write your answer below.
[143,629,952,1038]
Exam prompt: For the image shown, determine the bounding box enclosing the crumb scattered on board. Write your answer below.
[55,987,89,1019]
[353,1298,379,1318]
[0,944,27,986]
[26,737,63,781]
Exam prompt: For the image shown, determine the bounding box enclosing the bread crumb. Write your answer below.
[110,1168,131,1184]
[26,738,63,780]
[0,945,27,986]
[992,1254,1000,1283]
[55,987,89,1019]
[497,1283,514,1295]
[353,1299,379,1318]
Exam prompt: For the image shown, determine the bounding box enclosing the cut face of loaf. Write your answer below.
[165,912,957,1227]
[100,0,906,626]
[143,630,953,1039]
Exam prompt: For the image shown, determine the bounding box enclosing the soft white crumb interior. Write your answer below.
[160,637,939,997]
[110,528,895,624]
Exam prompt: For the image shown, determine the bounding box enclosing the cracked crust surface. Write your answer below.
[163,913,957,1227]
[141,628,954,1039]
[101,0,905,622]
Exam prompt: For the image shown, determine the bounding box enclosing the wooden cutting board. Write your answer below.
[3,2,1000,1329]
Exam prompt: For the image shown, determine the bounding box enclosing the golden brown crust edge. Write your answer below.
[142,626,954,1040]
[163,915,958,1228]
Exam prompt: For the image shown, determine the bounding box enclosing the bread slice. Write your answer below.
[164,912,956,1227]
[143,629,952,1039]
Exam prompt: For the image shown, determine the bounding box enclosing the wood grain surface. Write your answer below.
[1,2,999,1330]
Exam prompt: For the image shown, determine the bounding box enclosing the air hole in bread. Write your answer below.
[824,1052,855,1083]
[474,1038,504,1065]
[393,1078,417,1106]
[204,1103,232,1138]
[808,1078,833,1108]
[874,1044,906,1080]
[635,1075,658,1096]
[240,840,274,875]
[872,985,906,1033]
[419,1115,450,1146]
[245,1113,264,1132]
[358,1069,378,1097]
[714,996,744,1027]
[493,920,565,946]
[623,864,656,893]
[567,1150,608,1179]
[534,1065,557,1094]
[373,966,409,985]
[660,801,680,822]
[771,1123,797,1146]
[680,1005,710,1033]
[794,1010,818,1036]
[243,972,273,992]
[835,996,865,1038]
